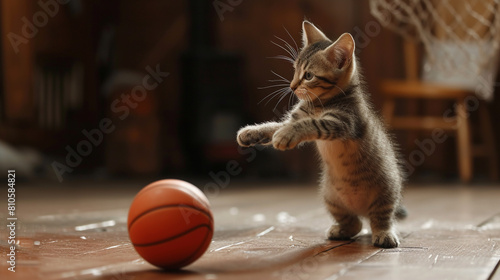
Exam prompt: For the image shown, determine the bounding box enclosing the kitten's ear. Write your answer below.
[302,21,328,47]
[324,33,355,69]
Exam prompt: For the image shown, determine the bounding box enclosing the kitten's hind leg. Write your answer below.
[395,204,408,220]
[325,200,362,240]
[369,207,400,248]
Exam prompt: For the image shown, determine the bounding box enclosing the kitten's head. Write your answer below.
[290,21,356,101]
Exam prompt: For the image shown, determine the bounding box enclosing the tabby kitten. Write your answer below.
[236,21,406,248]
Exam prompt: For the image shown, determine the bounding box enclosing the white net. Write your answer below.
[370,0,500,100]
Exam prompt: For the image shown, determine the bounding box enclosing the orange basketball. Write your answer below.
[127,179,213,269]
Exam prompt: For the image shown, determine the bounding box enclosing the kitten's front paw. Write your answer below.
[372,230,400,248]
[237,127,271,147]
[272,126,301,151]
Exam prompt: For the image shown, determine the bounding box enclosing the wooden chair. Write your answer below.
[381,41,498,182]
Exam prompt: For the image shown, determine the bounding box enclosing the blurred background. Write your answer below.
[1,0,499,184]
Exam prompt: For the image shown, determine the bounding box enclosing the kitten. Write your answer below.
[236,21,406,248]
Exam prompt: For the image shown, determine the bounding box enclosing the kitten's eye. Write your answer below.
[304,72,314,81]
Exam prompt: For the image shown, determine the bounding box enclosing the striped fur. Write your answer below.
[237,21,406,248]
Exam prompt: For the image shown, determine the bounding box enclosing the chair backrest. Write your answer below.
[372,0,500,100]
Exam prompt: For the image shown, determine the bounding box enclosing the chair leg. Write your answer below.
[478,103,499,181]
[405,99,420,152]
[456,100,472,182]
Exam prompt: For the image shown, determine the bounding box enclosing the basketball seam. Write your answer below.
[167,227,212,269]
[131,223,211,247]
[128,204,213,230]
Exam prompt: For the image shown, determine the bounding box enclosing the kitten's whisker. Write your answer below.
[260,87,289,103]
[309,95,316,111]
[274,35,298,59]
[304,93,313,111]
[258,86,288,104]
[271,40,296,62]
[258,83,290,90]
[308,90,324,110]
[334,85,347,97]
[308,95,315,111]
[261,92,286,107]
[269,88,291,108]
[259,87,291,106]
[271,71,290,83]
[273,88,292,112]
[307,93,316,111]
[269,79,290,83]
[268,55,295,64]
[283,26,299,54]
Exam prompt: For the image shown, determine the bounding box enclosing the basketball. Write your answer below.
[127,179,214,269]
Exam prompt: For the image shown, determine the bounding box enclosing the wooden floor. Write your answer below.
[1,180,500,280]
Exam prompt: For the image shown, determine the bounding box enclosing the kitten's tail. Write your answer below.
[395,205,408,220]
